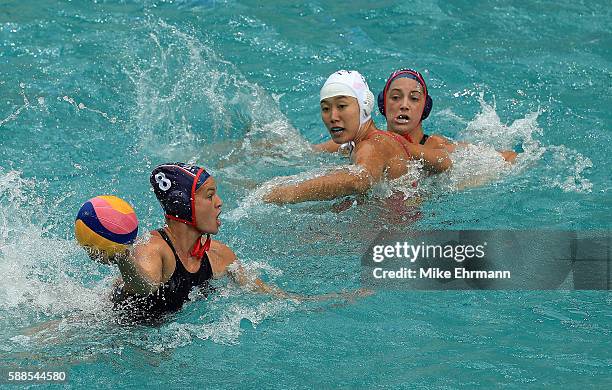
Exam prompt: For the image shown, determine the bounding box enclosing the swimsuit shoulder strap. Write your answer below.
[420,133,430,145]
[156,229,187,273]
[199,252,213,280]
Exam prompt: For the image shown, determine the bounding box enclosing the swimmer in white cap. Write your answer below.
[316,68,518,173]
[264,70,420,204]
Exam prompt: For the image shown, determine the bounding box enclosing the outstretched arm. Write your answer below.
[263,169,372,204]
[210,241,373,301]
[264,142,385,204]
[208,240,287,296]
[228,260,295,299]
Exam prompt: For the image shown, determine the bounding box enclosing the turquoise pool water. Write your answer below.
[1,1,610,388]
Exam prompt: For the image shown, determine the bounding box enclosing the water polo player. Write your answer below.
[264,70,421,204]
[108,163,293,320]
[316,68,518,172]
[378,68,518,170]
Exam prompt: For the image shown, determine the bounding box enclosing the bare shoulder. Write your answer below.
[353,137,382,157]
[425,134,458,153]
[366,131,392,145]
[427,134,453,147]
[131,232,170,283]
[368,132,409,152]
[352,139,383,166]
[209,239,236,261]
[133,232,168,259]
[207,239,238,278]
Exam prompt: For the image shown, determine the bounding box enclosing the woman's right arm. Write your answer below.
[207,241,291,297]
[264,142,385,204]
[114,243,164,295]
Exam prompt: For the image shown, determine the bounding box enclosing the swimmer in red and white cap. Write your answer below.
[377,68,517,172]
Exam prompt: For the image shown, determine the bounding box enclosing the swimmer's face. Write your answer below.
[385,77,426,135]
[194,177,223,234]
[320,95,361,144]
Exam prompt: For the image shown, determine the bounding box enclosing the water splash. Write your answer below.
[141,299,296,350]
[61,95,118,124]
[459,93,542,149]
[0,83,45,128]
[544,145,593,193]
[438,94,592,194]
[122,19,310,162]
[0,169,108,323]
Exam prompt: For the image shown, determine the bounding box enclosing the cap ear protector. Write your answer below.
[377,69,433,121]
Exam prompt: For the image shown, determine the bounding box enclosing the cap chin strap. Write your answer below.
[189,234,211,259]
[338,141,355,156]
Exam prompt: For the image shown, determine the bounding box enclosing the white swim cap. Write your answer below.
[320,70,375,125]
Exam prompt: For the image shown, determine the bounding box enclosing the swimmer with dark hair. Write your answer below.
[100,163,365,321]
[264,70,422,204]
[106,163,278,320]
[316,69,518,173]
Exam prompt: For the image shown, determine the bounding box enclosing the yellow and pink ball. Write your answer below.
[75,195,138,257]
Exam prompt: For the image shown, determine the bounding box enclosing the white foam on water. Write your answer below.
[374,161,423,200]
[433,94,592,194]
[0,170,112,330]
[122,19,310,162]
[459,94,541,149]
[143,299,296,350]
[240,260,284,279]
[437,107,469,125]
[543,145,593,193]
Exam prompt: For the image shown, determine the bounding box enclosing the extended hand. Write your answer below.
[500,150,518,163]
[84,247,129,266]
[291,287,374,302]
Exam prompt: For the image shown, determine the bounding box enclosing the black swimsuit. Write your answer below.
[112,229,213,322]
[420,133,429,145]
